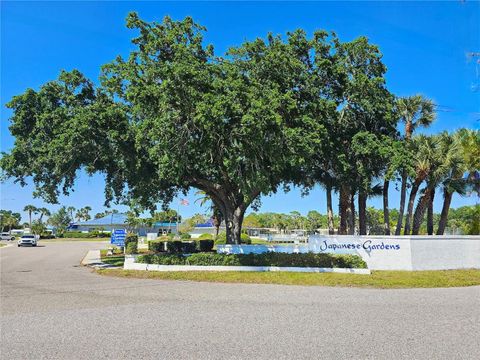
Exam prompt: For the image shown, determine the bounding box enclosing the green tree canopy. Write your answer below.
[1,14,400,243]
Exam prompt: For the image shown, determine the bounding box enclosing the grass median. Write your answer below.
[94,268,480,289]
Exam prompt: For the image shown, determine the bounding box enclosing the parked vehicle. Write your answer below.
[0,232,15,241]
[17,234,38,247]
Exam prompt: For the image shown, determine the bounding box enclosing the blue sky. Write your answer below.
[1,1,479,222]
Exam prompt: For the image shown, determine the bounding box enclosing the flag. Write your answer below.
[180,198,189,206]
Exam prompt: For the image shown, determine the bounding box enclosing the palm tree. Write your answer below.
[23,205,38,228]
[1,212,18,232]
[394,95,436,235]
[437,129,480,234]
[404,135,436,235]
[38,207,51,223]
[75,206,92,222]
[66,206,76,223]
[411,133,454,235]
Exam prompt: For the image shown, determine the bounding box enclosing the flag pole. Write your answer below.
[176,200,179,235]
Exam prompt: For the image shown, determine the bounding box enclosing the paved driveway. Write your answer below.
[1,241,479,359]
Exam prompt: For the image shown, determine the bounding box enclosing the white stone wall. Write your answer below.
[217,236,480,271]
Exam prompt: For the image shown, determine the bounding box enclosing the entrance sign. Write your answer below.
[111,229,126,246]
[217,235,480,271]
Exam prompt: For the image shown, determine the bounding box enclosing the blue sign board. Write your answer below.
[111,229,126,246]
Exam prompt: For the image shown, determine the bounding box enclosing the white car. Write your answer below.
[0,232,15,241]
[17,234,38,247]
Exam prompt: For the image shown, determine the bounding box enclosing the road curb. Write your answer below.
[0,243,15,249]
[81,249,122,269]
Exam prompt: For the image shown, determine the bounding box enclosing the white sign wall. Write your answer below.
[217,235,480,271]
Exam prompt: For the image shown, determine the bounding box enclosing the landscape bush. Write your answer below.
[63,231,110,238]
[39,234,55,239]
[215,232,251,245]
[148,240,166,252]
[125,234,138,254]
[198,233,213,240]
[148,240,197,253]
[137,252,367,269]
[241,233,251,244]
[196,239,215,252]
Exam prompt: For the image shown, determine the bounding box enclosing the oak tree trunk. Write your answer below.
[326,185,335,235]
[223,206,245,244]
[437,190,453,235]
[383,180,390,235]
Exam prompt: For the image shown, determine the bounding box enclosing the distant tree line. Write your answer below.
[241,205,479,235]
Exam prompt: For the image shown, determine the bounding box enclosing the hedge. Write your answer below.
[137,252,367,269]
[125,234,138,254]
[215,232,251,245]
[198,233,213,240]
[148,240,200,254]
[196,239,214,252]
[63,231,110,238]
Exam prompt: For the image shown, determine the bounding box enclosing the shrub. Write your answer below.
[180,233,192,240]
[137,252,367,269]
[138,254,186,265]
[165,240,183,253]
[215,232,227,245]
[196,239,214,252]
[198,233,213,240]
[240,233,251,244]
[125,242,137,254]
[148,240,166,252]
[39,234,55,239]
[63,231,110,238]
[182,241,197,253]
[214,232,251,245]
[125,234,138,254]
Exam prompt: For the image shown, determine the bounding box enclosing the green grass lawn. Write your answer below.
[99,248,125,266]
[95,268,480,289]
[43,237,110,242]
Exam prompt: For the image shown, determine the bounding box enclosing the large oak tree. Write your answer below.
[1,14,333,244]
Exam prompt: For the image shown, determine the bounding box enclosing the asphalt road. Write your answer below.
[1,241,479,360]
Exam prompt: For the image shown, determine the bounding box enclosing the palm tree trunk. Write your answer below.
[358,190,367,235]
[383,180,390,235]
[29,211,32,228]
[326,185,334,235]
[412,188,432,235]
[395,170,408,235]
[404,178,422,235]
[437,189,453,235]
[427,188,435,235]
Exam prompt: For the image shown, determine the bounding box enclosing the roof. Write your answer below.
[196,218,216,228]
[154,222,178,227]
[75,214,178,227]
[75,213,128,226]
